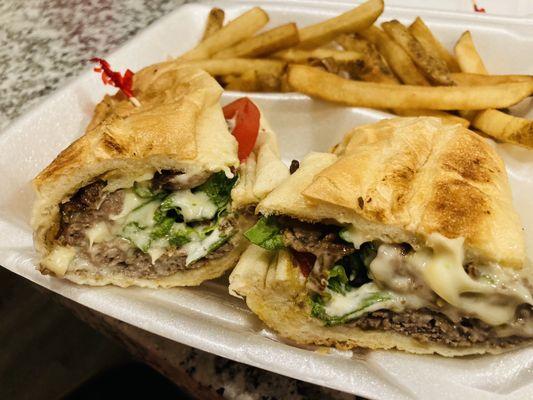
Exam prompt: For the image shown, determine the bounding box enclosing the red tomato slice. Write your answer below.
[223,98,260,162]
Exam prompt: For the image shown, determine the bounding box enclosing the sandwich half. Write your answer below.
[230,117,533,356]
[32,64,288,287]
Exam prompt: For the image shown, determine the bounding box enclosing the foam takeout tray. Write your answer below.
[0,1,532,398]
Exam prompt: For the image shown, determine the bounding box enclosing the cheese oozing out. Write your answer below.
[324,282,395,318]
[55,175,230,274]
[183,227,225,266]
[164,190,218,222]
[325,228,533,326]
[41,246,76,276]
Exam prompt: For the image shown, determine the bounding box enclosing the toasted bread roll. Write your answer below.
[231,117,532,356]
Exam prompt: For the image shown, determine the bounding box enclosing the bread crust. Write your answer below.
[259,117,524,268]
[32,66,239,256]
[32,63,287,287]
[31,62,288,287]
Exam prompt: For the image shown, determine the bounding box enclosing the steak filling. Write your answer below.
[244,216,533,349]
[352,306,532,349]
[52,170,248,279]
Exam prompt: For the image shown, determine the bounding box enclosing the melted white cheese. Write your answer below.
[76,184,221,270]
[124,200,160,228]
[86,222,113,247]
[105,172,154,193]
[183,228,223,265]
[121,224,151,251]
[368,233,533,325]
[109,191,146,221]
[166,190,217,222]
[147,238,170,263]
[42,246,76,276]
[339,225,371,249]
[323,282,427,319]
[324,282,395,317]
[416,234,488,305]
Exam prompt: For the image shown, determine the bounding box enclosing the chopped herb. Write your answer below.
[195,171,237,209]
[309,245,388,326]
[169,223,194,247]
[150,217,174,240]
[208,232,232,252]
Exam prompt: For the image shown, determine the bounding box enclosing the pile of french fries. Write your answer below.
[177,0,533,148]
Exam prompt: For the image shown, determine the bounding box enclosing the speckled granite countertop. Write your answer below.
[0,0,186,130]
[0,1,357,398]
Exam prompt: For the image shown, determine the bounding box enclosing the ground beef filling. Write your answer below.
[352,307,532,349]
[56,179,238,279]
[279,220,532,348]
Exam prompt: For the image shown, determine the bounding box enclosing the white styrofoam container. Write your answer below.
[0,1,532,398]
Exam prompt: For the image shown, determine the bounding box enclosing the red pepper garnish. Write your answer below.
[290,250,316,278]
[223,98,260,162]
[90,58,138,103]
[472,1,486,13]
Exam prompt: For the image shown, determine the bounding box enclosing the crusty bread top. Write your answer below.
[261,117,525,268]
[34,65,238,191]
[256,152,339,220]
[32,65,238,253]
[310,117,524,267]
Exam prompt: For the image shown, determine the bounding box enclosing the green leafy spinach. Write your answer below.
[310,291,392,326]
[310,244,387,326]
[195,171,238,209]
[244,216,285,250]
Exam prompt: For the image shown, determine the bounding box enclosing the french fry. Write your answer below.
[180,7,269,61]
[307,57,341,74]
[336,34,372,53]
[223,74,254,91]
[181,58,286,77]
[337,34,470,125]
[454,31,488,74]
[201,8,225,41]
[360,25,429,86]
[455,31,488,120]
[223,70,281,92]
[224,71,261,92]
[273,48,364,64]
[453,31,532,147]
[382,20,453,85]
[213,23,299,59]
[287,65,533,110]
[336,34,398,83]
[472,109,533,147]
[388,20,468,123]
[255,71,282,91]
[295,0,384,49]
[408,17,460,72]
[452,72,533,86]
